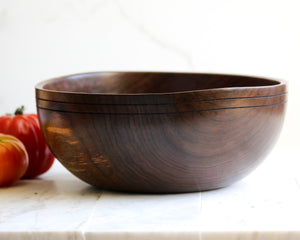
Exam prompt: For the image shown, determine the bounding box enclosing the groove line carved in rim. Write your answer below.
[37,101,286,115]
[36,92,287,106]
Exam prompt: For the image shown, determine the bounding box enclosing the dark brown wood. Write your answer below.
[35,72,287,193]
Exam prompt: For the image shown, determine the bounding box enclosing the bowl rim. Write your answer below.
[35,71,287,97]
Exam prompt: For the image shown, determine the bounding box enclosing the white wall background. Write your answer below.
[0,0,299,148]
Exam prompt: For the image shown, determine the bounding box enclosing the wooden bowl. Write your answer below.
[36,72,287,193]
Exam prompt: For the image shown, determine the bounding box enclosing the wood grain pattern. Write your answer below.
[35,72,287,193]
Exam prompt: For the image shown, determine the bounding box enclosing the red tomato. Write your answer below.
[0,106,55,179]
[0,134,29,186]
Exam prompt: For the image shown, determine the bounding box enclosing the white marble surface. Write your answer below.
[0,147,299,240]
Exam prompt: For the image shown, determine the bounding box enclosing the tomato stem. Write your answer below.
[14,106,25,115]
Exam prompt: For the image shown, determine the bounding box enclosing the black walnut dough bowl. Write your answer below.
[35,72,287,193]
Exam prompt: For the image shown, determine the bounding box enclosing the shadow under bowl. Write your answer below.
[35,72,287,193]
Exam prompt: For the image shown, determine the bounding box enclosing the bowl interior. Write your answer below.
[41,72,280,94]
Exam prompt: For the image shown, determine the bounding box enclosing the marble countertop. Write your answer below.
[0,147,299,240]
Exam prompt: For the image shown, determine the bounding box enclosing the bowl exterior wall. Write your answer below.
[37,102,286,193]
